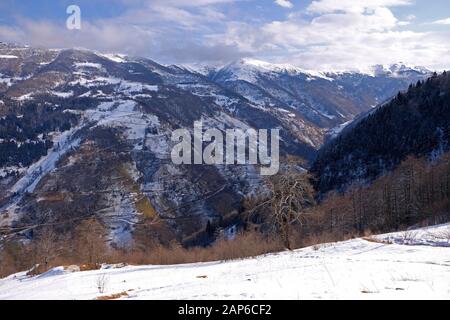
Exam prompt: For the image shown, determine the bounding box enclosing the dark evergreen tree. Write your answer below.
[311,72,450,194]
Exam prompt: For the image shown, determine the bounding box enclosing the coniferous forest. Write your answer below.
[312,72,450,194]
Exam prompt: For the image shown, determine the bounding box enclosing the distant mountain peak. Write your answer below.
[217,58,334,82]
[369,63,431,77]
[175,57,433,82]
[176,62,223,76]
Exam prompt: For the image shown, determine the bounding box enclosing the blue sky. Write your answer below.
[0,0,449,70]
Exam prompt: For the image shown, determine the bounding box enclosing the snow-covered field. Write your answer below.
[0,224,449,300]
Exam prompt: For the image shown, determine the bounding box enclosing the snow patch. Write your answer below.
[97,53,127,63]
[51,91,74,98]
[0,55,18,59]
[74,62,102,69]
[86,100,160,149]
[11,125,83,195]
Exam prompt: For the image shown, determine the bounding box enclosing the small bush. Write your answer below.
[96,274,109,294]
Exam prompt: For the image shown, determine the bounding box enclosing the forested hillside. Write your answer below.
[311,72,450,194]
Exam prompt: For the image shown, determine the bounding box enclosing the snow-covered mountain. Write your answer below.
[0,43,431,247]
[208,58,431,129]
[209,58,334,82]
[370,63,432,78]
[0,43,321,247]
[1,223,449,300]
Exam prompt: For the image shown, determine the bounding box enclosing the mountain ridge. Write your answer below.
[0,42,434,247]
[182,57,432,78]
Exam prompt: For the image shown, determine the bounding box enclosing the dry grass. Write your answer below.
[96,291,129,300]
[118,163,157,218]
[80,263,102,272]
[1,228,361,279]
[112,231,284,267]
[135,196,157,218]
[63,265,81,272]
[39,193,66,202]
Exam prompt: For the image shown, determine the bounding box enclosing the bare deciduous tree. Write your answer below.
[74,217,108,266]
[265,169,316,250]
[32,227,62,271]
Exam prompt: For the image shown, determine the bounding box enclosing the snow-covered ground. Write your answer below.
[0,224,449,300]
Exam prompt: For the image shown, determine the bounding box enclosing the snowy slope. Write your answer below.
[217,58,334,83]
[1,224,449,300]
[2,44,317,247]
[210,59,430,130]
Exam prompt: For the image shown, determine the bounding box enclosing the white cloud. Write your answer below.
[0,1,247,64]
[1,0,449,70]
[307,0,413,14]
[274,0,294,8]
[217,0,450,71]
[433,18,450,25]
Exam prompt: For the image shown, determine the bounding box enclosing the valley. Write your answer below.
[0,43,432,249]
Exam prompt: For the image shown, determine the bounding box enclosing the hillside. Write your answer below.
[311,72,450,194]
[0,43,429,247]
[0,43,318,247]
[1,223,449,300]
[209,59,430,129]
